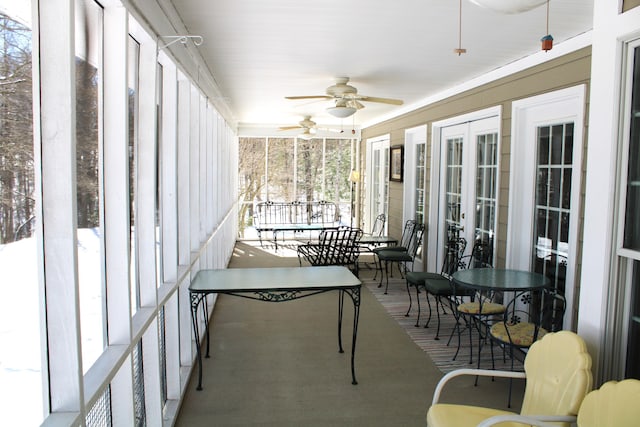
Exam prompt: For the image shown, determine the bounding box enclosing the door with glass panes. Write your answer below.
[366,137,390,234]
[436,117,499,269]
[615,40,640,380]
[509,86,585,330]
[404,125,427,271]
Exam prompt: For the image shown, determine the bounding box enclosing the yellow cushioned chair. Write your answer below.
[426,330,593,427]
[477,379,640,427]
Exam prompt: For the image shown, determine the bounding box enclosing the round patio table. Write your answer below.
[450,268,551,370]
[452,268,550,292]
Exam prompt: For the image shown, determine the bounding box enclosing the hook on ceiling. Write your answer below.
[159,35,204,49]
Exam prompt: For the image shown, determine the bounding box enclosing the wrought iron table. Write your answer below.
[451,268,550,293]
[358,235,398,247]
[451,268,550,369]
[189,266,362,390]
[271,223,340,250]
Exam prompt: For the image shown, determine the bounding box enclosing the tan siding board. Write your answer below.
[623,0,640,12]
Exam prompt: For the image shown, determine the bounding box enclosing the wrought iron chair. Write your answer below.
[489,287,567,406]
[297,227,363,276]
[427,330,593,427]
[357,213,387,274]
[376,222,425,294]
[452,239,505,365]
[405,236,467,339]
[372,219,416,283]
[368,213,386,237]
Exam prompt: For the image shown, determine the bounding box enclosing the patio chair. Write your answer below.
[426,330,593,427]
[405,236,467,338]
[489,287,567,406]
[296,227,363,276]
[368,213,386,237]
[477,379,640,427]
[357,213,387,273]
[376,222,425,294]
[372,219,416,280]
[450,240,505,364]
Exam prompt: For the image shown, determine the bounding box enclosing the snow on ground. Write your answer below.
[0,229,103,426]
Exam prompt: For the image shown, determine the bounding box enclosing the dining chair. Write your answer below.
[405,236,467,339]
[368,213,386,237]
[489,287,567,406]
[426,330,593,427]
[372,219,416,280]
[477,379,640,427]
[376,222,425,294]
[356,213,387,274]
[450,240,505,365]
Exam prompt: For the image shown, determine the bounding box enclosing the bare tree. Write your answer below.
[0,14,34,243]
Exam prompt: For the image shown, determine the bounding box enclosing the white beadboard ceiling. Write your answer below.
[167,0,594,133]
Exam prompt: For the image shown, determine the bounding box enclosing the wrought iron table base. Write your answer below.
[190,286,361,390]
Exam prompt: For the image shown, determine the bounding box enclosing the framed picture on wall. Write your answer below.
[390,145,404,182]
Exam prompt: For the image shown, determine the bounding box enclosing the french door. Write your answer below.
[430,112,500,271]
[365,136,390,234]
[508,85,585,330]
[404,125,427,270]
[613,40,640,380]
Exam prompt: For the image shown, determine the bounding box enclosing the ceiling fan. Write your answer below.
[285,77,403,118]
[278,115,342,139]
[278,115,319,132]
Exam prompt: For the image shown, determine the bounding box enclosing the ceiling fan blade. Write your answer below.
[319,128,344,133]
[359,95,404,105]
[285,95,332,100]
[279,125,302,131]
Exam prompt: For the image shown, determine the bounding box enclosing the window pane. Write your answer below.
[155,63,162,287]
[415,143,426,224]
[445,137,463,230]
[267,137,294,201]
[627,260,640,379]
[533,123,573,299]
[624,47,640,250]
[324,138,351,220]
[296,138,323,202]
[76,0,104,374]
[237,137,266,238]
[475,133,497,247]
[623,45,640,380]
[0,6,44,425]
[128,36,139,315]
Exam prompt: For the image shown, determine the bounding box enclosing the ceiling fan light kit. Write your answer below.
[298,129,314,140]
[327,106,357,118]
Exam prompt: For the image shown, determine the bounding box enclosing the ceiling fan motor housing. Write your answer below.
[326,77,358,97]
